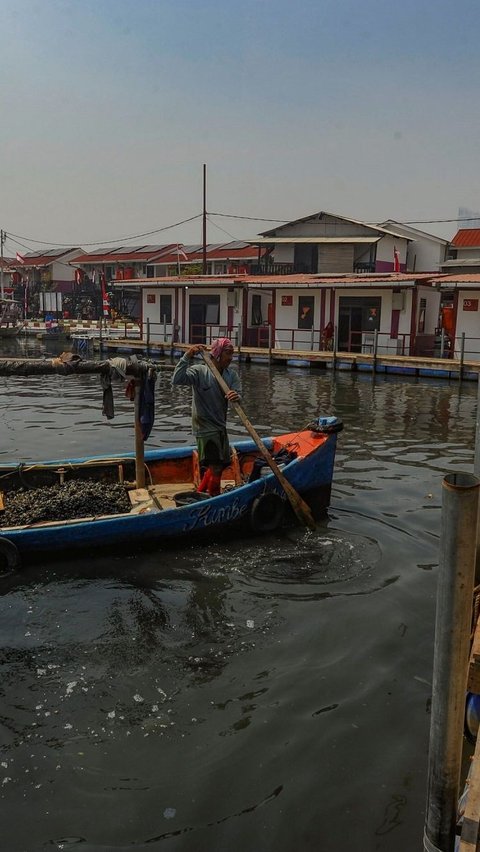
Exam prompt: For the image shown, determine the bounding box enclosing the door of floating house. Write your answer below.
[338,296,382,352]
[188,294,220,344]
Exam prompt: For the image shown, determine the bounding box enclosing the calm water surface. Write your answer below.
[0,339,476,851]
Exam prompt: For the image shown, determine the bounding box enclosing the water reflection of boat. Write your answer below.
[0,417,341,567]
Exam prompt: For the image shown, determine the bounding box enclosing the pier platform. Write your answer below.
[96,338,480,380]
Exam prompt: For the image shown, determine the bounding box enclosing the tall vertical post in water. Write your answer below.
[424,472,479,852]
[459,332,465,382]
[202,164,207,276]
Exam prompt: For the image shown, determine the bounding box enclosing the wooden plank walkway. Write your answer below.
[458,615,480,849]
[99,337,480,378]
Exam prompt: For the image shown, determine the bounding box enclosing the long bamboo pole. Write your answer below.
[201,350,316,531]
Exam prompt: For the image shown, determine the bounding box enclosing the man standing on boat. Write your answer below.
[172,337,241,497]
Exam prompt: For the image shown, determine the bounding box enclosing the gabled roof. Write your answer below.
[259,210,409,241]
[378,220,449,245]
[15,248,82,267]
[451,229,480,248]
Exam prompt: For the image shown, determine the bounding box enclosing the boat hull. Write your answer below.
[0,422,340,562]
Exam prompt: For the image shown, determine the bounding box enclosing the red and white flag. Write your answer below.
[176,245,188,261]
[393,246,400,272]
[16,252,25,264]
[101,272,110,317]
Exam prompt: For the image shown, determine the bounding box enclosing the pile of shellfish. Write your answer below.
[1,480,131,527]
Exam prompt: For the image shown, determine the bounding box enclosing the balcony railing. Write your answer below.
[353,262,376,273]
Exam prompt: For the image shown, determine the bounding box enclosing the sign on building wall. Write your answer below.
[147,294,156,304]
[281,295,293,306]
[463,299,479,311]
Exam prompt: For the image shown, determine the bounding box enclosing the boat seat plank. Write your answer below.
[128,488,151,506]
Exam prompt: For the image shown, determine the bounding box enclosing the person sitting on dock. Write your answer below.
[172,337,242,497]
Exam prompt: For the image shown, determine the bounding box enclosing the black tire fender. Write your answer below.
[250,492,285,533]
[0,537,21,573]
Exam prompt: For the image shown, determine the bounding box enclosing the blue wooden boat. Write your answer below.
[0,416,342,568]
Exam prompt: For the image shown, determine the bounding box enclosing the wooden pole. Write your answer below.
[201,350,316,530]
[202,164,207,275]
[134,379,146,488]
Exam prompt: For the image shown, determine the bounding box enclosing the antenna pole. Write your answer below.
[202,164,207,275]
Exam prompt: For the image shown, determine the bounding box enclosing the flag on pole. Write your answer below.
[101,272,110,317]
[176,245,188,261]
[393,246,400,272]
[16,252,25,264]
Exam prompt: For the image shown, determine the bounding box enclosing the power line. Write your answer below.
[206,215,240,242]
[209,211,289,223]
[6,214,203,248]
[403,217,480,225]
[213,211,480,227]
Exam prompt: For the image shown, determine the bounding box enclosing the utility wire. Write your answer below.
[206,215,240,242]
[7,213,203,248]
[403,217,480,225]
[4,210,479,254]
[210,212,289,223]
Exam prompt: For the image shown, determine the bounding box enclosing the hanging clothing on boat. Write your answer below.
[139,367,156,441]
[101,370,115,420]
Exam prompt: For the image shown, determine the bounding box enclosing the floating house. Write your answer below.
[119,271,441,359]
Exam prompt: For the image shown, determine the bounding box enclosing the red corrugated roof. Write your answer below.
[150,246,266,265]
[451,229,480,247]
[17,251,80,267]
[122,272,436,287]
[70,245,177,265]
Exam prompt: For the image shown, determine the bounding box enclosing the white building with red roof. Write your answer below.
[441,229,480,273]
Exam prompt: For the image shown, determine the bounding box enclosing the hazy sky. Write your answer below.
[1,0,479,255]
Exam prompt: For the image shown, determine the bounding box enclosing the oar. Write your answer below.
[201,350,316,531]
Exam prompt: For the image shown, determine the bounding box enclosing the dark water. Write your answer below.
[0,338,476,852]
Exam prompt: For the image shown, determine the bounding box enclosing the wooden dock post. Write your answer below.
[424,472,480,852]
[460,333,466,382]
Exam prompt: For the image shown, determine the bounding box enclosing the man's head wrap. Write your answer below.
[210,337,234,360]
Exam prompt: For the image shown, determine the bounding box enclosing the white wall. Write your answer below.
[375,235,408,265]
[142,287,177,342]
[53,252,78,282]
[273,289,320,350]
[407,240,445,273]
[418,285,441,333]
[453,289,480,360]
